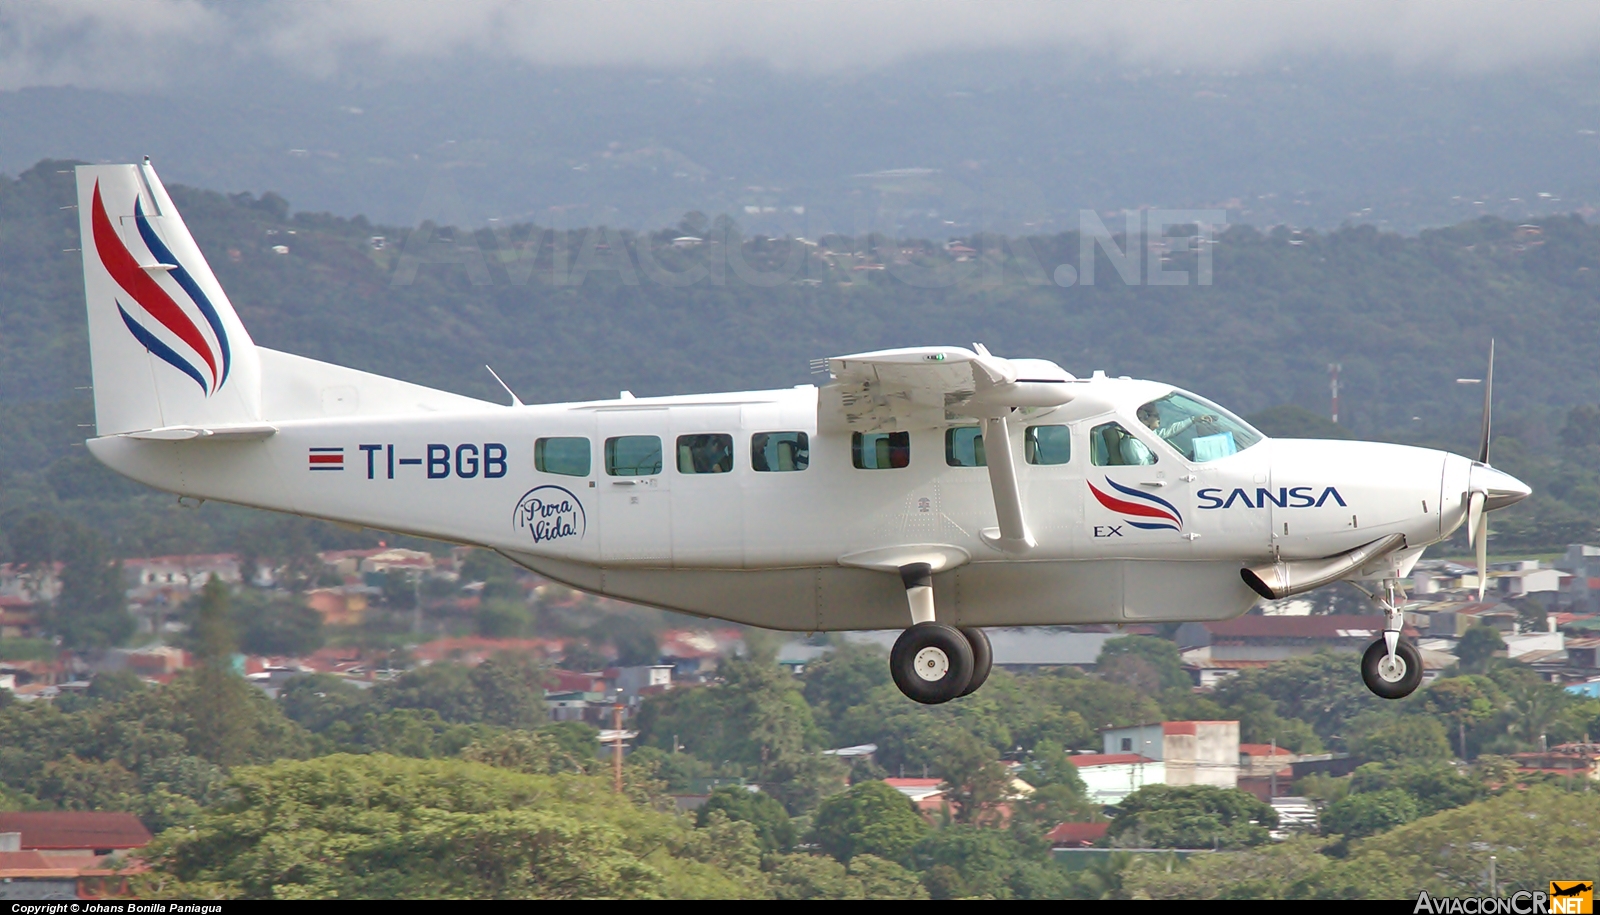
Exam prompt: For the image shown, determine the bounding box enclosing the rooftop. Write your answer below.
[0,812,152,851]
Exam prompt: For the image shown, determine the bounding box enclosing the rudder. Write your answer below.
[77,160,260,435]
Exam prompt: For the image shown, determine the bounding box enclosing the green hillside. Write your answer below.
[3,159,1598,557]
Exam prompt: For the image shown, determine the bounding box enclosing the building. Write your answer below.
[1070,753,1165,805]
[1100,721,1240,789]
[0,596,39,639]
[1509,743,1600,782]
[845,628,1121,671]
[1556,544,1600,613]
[305,587,370,627]
[1046,821,1109,848]
[1237,743,1297,801]
[1178,615,1418,671]
[0,812,151,859]
[122,554,241,590]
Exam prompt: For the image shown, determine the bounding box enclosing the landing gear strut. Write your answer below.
[1357,578,1423,699]
[889,563,992,703]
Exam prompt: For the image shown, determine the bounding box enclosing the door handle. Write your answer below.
[1140,480,1167,488]
[612,480,636,487]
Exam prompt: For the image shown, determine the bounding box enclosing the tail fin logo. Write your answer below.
[91,180,231,396]
[1088,476,1184,532]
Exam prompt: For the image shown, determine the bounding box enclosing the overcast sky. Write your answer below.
[8,0,1600,92]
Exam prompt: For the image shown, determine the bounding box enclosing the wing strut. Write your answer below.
[980,414,1036,553]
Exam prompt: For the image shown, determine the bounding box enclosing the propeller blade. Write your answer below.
[1477,339,1494,465]
[1475,507,1489,602]
[1466,490,1484,548]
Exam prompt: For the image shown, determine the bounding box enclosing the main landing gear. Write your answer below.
[889,563,993,704]
[1357,578,1423,700]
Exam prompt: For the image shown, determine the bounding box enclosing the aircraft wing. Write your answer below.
[818,345,1072,432]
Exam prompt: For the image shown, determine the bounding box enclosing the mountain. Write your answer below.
[7,55,1600,236]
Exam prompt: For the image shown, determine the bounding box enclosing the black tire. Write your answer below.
[958,627,992,697]
[1361,638,1423,699]
[891,623,974,704]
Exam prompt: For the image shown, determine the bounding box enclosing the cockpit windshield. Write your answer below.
[1134,391,1263,462]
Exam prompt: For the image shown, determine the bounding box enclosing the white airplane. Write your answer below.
[74,161,1531,704]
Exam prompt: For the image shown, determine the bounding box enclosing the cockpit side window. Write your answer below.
[945,426,986,467]
[1091,421,1156,466]
[1133,391,1263,462]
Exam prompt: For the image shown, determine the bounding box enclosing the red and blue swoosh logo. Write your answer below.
[1088,477,1184,532]
[91,180,231,396]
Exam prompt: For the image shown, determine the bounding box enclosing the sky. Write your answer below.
[8,0,1600,92]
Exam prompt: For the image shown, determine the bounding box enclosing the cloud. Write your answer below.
[6,0,1600,90]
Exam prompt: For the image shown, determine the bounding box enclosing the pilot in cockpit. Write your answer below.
[1121,402,1216,465]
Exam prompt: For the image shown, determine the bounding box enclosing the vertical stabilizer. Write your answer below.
[76,161,260,435]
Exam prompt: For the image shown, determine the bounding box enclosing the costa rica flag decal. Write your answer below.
[308,447,345,471]
[1088,477,1183,532]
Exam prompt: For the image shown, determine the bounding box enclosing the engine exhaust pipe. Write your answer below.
[1241,533,1408,600]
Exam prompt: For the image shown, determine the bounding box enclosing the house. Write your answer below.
[1555,544,1600,613]
[97,646,187,677]
[845,628,1120,671]
[0,596,39,639]
[122,553,241,590]
[1178,615,1419,667]
[359,548,435,577]
[1100,721,1239,790]
[1509,743,1600,782]
[1489,560,1568,598]
[884,777,948,815]
[611,664,673,704]
[0,812,151,858]
[0,849,136,901]
[1237,743,1297,801]
[1070,753,1164,805]
[305,587,369,627]
[1046,821,1109,848]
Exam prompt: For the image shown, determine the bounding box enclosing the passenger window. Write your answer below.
[1025,425,1071,465]
[853,431,910,469]
[535,437,591,476]
[752,432,809,472]
[677,434,734,474]
[945,426,986,467]
[605,435,663,476]
[1091,422,1156,467]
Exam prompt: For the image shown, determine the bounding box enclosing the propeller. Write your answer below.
[1469,340,1494,601]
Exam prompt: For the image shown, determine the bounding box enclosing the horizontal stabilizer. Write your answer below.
[121,423,278,441]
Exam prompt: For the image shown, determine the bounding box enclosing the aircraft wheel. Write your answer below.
[1361,638,1423,699]
[957,627,992,697]
[891,623,974,704]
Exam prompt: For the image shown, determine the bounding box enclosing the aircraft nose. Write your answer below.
[1474,464,1532,511]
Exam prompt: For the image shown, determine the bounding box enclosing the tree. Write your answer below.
[185,576,254,767]
[809,780,929,865]
[1096,636,1190,692]
[232,590,324,656]
[48,526,132,651]
[1107,785,1278,849]
[1457,625,1507,674]
[697,785,795,854]
[1120,835,1331,900]
[1347,761,1483,816]
[910,824,1072,899]
[1314,788,1600,899]
[1211,652,1380,749]
[136,754,766,899]
[1347,714,1451,763]
[935,731,1014,825]
[801,642,890,737]
[1319,788,1420,838]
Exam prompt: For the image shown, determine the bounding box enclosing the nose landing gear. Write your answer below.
[889,563,993,703]
[1356,578,1423,699]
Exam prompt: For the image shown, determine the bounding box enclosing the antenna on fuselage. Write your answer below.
[484,365,524,407]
